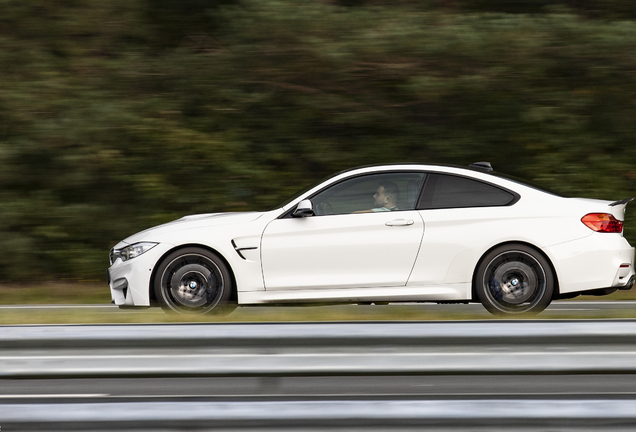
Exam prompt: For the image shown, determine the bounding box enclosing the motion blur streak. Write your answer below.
[1,0,636,286]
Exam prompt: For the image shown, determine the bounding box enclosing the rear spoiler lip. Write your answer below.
[609,197,634,207]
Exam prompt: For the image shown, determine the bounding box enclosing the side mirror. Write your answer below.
[292,199,315,217]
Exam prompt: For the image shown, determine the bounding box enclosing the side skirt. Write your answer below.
[237,284,471,305]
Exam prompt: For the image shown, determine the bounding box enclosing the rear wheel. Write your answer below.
[475,244,554,315]
[154,247,235,315]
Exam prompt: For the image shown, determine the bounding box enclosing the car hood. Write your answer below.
[121,212,264,245]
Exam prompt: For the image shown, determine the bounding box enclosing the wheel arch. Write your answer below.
[470,241,560,302]
[148,243,238,305]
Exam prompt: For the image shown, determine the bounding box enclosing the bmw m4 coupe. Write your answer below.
[108,163,635,315]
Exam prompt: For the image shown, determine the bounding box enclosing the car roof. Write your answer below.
[334,163,560,196]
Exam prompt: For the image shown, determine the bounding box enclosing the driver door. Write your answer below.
[261,172,426,290]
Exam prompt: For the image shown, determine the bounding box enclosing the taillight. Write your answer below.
[581,213,623,233]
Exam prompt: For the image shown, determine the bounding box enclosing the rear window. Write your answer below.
[417,174,517,210]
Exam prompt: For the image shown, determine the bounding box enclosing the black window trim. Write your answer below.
[416,172,520,210]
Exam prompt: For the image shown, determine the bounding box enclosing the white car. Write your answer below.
[108,163,635,315]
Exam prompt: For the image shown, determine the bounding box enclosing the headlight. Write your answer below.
[110,242,158,265]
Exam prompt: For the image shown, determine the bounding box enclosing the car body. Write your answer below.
[107,163,635,315]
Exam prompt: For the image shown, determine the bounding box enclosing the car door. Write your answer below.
[261,172,426,290]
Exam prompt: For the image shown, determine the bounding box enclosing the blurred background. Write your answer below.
[1,0,635,284]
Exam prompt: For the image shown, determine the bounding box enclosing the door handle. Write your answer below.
[385,219,414,227]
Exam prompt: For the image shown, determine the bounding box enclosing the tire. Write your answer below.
[475,244,554,316]
[153,247,235,315]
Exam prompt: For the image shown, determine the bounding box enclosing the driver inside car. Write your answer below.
[356,181,400,213]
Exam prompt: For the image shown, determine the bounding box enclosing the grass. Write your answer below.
[0,304,495,325]
[0,281,111,305]
[0,282,492,324]
[0,281,634,325]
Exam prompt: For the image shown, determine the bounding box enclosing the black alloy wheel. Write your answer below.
[154,247,234,314]
[475,244,554,315]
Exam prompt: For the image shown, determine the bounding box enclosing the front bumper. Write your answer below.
[107,242,174,307]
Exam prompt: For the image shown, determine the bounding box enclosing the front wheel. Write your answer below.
[154,247,234,315]
[475,244,554,316]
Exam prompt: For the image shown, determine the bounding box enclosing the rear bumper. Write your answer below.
[613,263,636,290]
[617,274,636,291]
[545,233,635,295]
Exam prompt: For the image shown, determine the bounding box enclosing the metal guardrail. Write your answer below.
[3,321,636,430]
[2,320,636,377]
[3,399,636,430]
[4,319,636,345]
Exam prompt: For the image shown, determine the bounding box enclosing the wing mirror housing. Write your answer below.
[293,199,315,217]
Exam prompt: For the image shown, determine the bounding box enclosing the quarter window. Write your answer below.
[417,174,516,209]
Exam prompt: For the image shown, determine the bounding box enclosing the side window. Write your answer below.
[417,174,516,210]
[310,172,426,215]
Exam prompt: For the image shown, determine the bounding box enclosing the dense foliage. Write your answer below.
[1,0,635,281]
